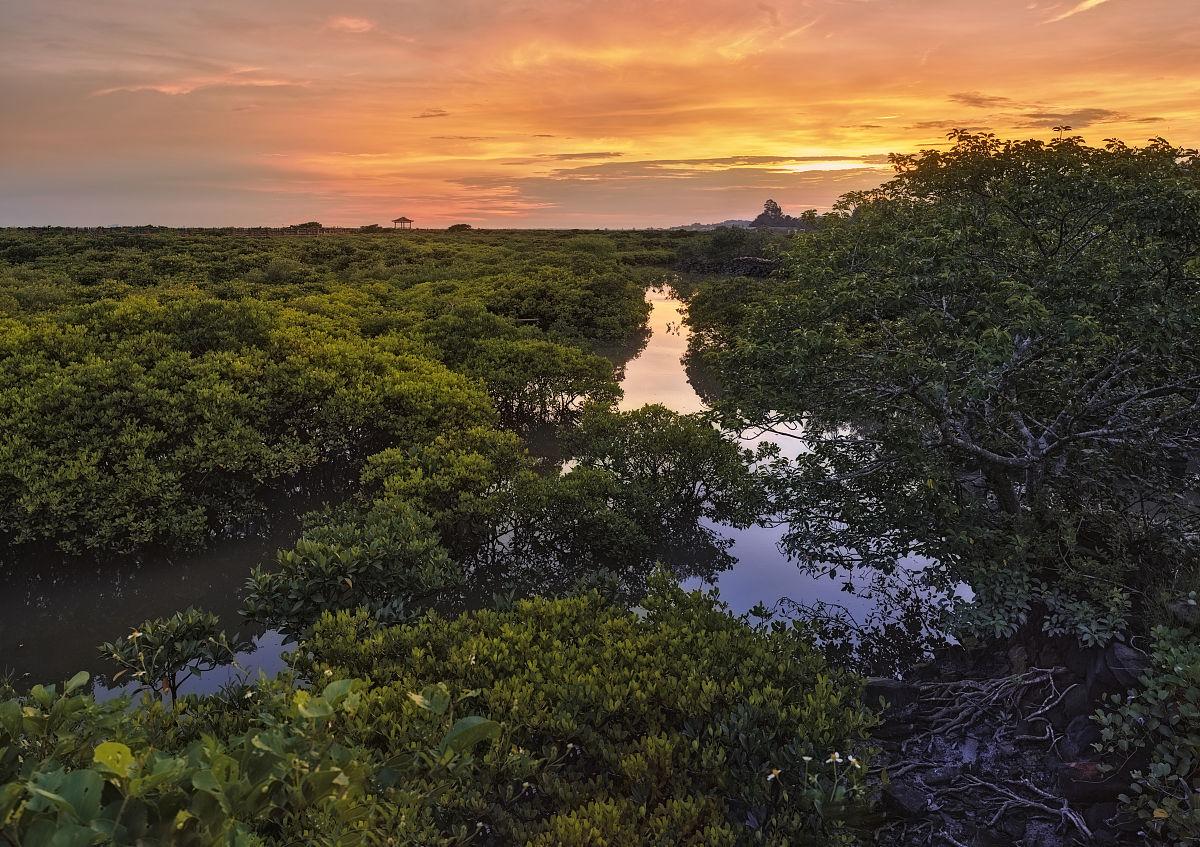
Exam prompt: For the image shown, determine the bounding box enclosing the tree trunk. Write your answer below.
[984,465,1021,515]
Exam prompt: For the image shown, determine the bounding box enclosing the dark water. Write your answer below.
[1,286,889,695]
[0,494,320,696]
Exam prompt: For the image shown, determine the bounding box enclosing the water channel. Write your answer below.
[0,286,879,695]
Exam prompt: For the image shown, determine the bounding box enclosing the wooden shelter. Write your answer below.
[391,216,413,229]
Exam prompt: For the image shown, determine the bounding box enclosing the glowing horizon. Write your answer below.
[2,0,1197,228]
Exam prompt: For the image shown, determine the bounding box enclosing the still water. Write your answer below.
[626,289,879,617]
[1,286,875,695]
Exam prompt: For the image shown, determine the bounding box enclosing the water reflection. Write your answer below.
[619,288,888,619]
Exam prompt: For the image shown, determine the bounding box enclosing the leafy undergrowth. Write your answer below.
[1,579,876,845]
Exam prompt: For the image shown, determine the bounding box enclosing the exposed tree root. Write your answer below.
[873,665,1127,846]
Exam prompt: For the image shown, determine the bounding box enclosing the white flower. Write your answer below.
[801,756,813,763]
[767,768,783,781]
[826,752,843,764]
[847,754,861,769]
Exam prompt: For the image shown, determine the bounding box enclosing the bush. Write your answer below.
[98,607,246,703]
[0,673,373,845]
[298,575,877,844]
[242,499,460,633]
[1094,621,1200,845]
[2,581,874,845]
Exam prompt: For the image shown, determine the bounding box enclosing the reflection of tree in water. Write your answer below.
[460,519,738,610]
[594,325,651,383]
[682,349,725,408]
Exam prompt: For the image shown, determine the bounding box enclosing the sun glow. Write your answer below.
[2,0,1196,227]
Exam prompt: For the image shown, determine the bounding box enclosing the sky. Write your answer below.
[1,0,1197,228]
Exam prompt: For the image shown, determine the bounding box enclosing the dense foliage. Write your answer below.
[688,132,1200,632]
[1095,613,1200,845]
[684,132,1200,833]
[0,230,665,553]
[2,582,875,845]
[0,226,885,844]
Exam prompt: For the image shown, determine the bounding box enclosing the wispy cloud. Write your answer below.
[949,91,1013,108]
[1017,107,1125,128]
[1047,0,1113,23]
[5,0,1196,227]
[94,68,302,96]
[326,16,375,34]
[540,151,623,160]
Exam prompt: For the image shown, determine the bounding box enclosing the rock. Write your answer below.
[873,720,916,741]
[1061,714,1101,760]
[1057,760,1126,804]
[865,677,920,709]
[1166,597,1200,627]
[923,765,963,786]
[1089,641,1148,693]
[1055,680,1092,725]
[881,780,931,818]
[999,811,1028,838]
[959,736,980,764]
[1084,801,1119,832]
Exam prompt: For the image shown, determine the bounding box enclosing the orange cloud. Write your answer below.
[327,16,375,34]
[1047,0,1113,23]
[2,0,1197,227]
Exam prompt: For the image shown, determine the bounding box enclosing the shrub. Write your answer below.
[99,608,246,703]
[1094,622,1200,845]
[298,575,877,844]
[242,499,460,633]
[0,674,373,845]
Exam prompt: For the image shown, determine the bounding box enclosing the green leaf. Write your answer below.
[93,741,135,778]
[408,682,451,716]
[64,671,90,694]
[295,690,333,719]
[321,678,355,704]
[439,716,500,755]
[56,770,103,823]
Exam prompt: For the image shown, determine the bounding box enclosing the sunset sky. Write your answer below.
[2,0,1197,228]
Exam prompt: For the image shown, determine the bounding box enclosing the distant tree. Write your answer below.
[750,199,815,229]
[359,224,384,232]
[447,223,473,232]
[287,221,322,230]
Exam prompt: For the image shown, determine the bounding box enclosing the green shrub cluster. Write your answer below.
[2,581,876,845]
[1094,618,1200,845]
[299,577,877,844]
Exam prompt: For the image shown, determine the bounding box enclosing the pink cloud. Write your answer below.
[327,16,375,34]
